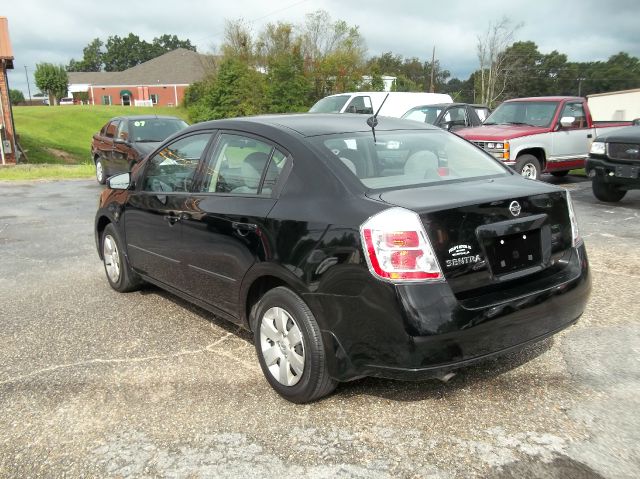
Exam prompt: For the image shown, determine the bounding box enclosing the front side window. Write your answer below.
[142,133,212,193]
[105,120,119,138]
[201,133,287,196]
[345,96,373,114]
[443,107,469,128]
[560,102,587,129]
[312,129,508,190]
[402,106,444,125]
[484,101,559,127]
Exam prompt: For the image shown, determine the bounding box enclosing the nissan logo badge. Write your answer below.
[509,201,521,217]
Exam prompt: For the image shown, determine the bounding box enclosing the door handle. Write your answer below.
[164,214,182,226]
[232,221,258,236]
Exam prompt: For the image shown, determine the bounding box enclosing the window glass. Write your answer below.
[116,121,128,141]
[345,96,373,114]
[142,134,211,193]
[312,130,507,190]
[105,121,119,138]
[102,95,111,106]
[402,106,444,125]
[130,118,189,142]
[201,134,286,196]
[150,94,159,105]
[560,103,587,128]
[309,95,351,113]
[484,101,559,127]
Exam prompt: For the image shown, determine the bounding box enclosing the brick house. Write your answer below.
[0,16,16,164]
[68,48,216,107]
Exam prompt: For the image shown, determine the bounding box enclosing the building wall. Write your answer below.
[0,65,16,164]
[88,84,188,107]
[588,90,640,121]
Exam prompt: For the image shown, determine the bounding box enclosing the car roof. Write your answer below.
[504,96,583,102]
[191,113,438,137]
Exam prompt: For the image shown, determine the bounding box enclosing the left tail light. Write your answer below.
[360,207,443,283]
[566,191,582,247]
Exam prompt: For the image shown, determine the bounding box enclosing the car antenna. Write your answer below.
[366,93,389,144]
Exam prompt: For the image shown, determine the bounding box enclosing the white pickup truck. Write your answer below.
[457,96,632,179]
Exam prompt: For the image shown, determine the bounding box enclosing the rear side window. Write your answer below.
[142,133,212,193]
[200,133,287,196]
[345,96,373,114]
[312,130,508,190]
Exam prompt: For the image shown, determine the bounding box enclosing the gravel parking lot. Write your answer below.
[0,177,638,478]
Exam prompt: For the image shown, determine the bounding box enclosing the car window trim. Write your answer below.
[195,129,293,199]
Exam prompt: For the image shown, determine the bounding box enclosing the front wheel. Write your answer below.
[254,287,337,403]
[592,179,626,203]
[95,158,106,184]
[515,154,541,180]
[101,224,142,292]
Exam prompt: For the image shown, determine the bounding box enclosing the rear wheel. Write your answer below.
[95,157,106,184]
[101,224,142,292]
[592,179,626,202]
[515,154,541,180]
[551,170,570,177]
[254,287,337,403]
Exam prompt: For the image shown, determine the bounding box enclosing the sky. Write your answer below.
[3,0,640,96]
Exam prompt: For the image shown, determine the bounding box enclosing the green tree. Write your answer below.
[34,63,68,105]
[151,34,196,55]
[9,89,25,104]
[67,38,103,72]
[102,34,154,71]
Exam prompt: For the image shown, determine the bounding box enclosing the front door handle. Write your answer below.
[232,221,258,236]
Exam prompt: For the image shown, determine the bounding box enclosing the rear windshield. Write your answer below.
[309,95,351,113]
[130,118,189,142]
[311,130,509,190]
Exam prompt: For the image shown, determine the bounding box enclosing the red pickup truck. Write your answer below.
[457,96,631,179]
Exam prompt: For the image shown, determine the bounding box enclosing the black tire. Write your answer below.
[592,179,626,203]
[551,170,570,177]
[101,223,142,292]
[515,154,541,180]
[95,157,106,185]
[253,286,337,403]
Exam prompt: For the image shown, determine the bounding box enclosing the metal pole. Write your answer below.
[24,65,32,102]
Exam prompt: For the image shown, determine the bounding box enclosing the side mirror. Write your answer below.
[560,116,575,128]
[107,172,131,190]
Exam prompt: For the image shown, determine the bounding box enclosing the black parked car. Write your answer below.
[402,103,490,131]
[91,115,189,184]
[95,114,591,403]
[587,125,640,202]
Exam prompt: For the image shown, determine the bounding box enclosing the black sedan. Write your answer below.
[95,114,591,403]
[91,115,188,184]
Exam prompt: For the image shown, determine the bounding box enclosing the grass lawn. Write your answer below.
[13,105,189,164]
[0,164,95,181]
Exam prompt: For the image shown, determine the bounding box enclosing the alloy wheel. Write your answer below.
[521,163,538,179]
[259,307,305,386]
[96,161,104,183]
[103,234,121,283]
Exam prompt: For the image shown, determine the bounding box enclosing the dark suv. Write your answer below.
[95,114,590,403]
[587,125,640,202]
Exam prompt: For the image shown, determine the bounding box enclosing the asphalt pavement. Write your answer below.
[0,176,638,478]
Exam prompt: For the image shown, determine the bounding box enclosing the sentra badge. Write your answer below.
[446,244,481,268]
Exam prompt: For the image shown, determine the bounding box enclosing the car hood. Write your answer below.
[132,141,162,157]
[595,125,640,143]
[457,124,549,141]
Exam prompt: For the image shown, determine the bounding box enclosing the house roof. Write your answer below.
[0,17,14,68]
[68,48,216,86]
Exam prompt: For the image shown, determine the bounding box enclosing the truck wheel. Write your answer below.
[592,179,626,203]
[515,155,541,180]
[254,286,337,403]
[551,170,570,177]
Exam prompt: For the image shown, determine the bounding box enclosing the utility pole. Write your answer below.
[577,77,586,97]
[24,65,32,102]
[429,46,436,93]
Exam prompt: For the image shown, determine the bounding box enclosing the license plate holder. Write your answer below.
[615,165,639,178]
[484,229,542,276]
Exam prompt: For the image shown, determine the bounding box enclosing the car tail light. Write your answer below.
[566,191,582,247]
[360,207,443,282]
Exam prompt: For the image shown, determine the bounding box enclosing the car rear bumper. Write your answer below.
[304,244,590,382]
